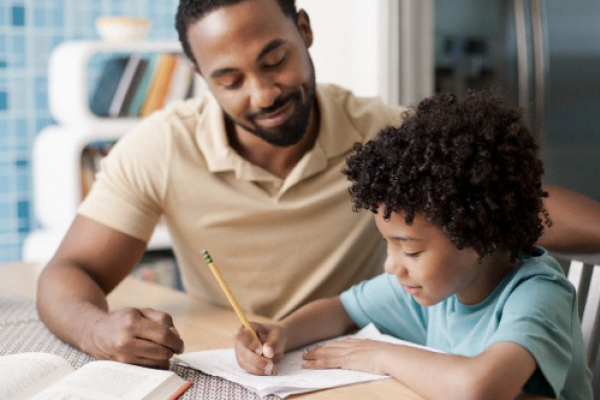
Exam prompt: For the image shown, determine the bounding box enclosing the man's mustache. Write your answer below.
[248,92,300,120]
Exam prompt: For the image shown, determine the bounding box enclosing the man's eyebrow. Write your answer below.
[209,39,286,80]
[256,39,285,62]
[210,67,238,80]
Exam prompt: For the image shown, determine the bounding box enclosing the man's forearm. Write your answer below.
[538,184,600,253]
[36,262,111,354]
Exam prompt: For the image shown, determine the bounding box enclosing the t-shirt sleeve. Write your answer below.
[77,112,170,241]
[341,273,428,345]
[487,273,577,397]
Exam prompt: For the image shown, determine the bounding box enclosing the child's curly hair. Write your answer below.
[343,90,550,261]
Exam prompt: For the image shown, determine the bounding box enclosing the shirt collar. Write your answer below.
[195,84,364,184]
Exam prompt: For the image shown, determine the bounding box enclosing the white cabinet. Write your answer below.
[23,40,187,262]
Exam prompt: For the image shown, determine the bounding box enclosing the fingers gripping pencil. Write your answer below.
[201,250,262,344]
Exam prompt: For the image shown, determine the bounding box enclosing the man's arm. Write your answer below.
[36,215,184,368]
[538,184,600,253]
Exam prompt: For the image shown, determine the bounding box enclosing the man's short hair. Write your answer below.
[176,0,298,65]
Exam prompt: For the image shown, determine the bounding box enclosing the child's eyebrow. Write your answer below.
[391,235,423,242]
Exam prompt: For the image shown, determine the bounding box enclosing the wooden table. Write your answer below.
[0,262,424,400]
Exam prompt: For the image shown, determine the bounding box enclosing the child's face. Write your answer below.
[375,209,496,306]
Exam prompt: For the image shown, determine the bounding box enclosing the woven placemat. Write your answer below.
[0,291,40,326]
[0,291,279,399]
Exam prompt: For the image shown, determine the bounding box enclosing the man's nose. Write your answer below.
[250,75,281,110]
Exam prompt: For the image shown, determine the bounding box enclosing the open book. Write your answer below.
[0,352,191,400]
[177,323,440,398]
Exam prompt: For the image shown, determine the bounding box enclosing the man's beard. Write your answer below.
[225,62,316,147]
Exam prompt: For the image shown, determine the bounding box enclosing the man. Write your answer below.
[37,0,600,369]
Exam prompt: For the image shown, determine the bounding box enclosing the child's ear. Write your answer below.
[296,10,313,48]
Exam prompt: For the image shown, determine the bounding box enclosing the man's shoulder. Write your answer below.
[125,93,218,141]
[317,83,407,138]
[158,92,217,124]
[318,83,402,112]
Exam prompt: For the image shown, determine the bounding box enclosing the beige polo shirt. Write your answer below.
[79,84,405,319]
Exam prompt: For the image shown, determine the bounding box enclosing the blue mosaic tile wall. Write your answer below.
[0,0,178,262]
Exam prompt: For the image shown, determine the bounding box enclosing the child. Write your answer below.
[233,91,592,400]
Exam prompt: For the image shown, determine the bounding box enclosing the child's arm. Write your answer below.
[233,296,356,375]
[280,296,357,351]
[303,339,538,400]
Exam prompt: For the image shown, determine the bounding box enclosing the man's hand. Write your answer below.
[85,307,184,369]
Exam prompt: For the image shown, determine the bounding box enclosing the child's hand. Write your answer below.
[302,339,392,376]
[233,322,286,376]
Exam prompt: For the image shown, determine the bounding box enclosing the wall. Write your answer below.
[299,0,434,107]
[0,0,178,262]
[297,0,391,100]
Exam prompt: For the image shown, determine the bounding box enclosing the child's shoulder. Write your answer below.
[516,246,566,279]
[506,246,575,299]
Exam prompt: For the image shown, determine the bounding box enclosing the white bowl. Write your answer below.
[95,16,151,43]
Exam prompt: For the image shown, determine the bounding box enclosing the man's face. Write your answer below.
[187,0,316,147]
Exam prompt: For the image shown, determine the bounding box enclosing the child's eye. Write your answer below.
[404,252,421,258]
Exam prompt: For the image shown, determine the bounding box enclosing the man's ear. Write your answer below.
[191,62,202,77]
[296,9,313,48]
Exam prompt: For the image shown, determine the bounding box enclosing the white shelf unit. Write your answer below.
[49,40,185,128]
[23,40,187,263]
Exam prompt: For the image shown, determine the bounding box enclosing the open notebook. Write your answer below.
[176,323,440,398]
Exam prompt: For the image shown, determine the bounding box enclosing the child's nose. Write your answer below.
[384,257,407,277]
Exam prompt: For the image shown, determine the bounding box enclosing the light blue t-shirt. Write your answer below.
[341,247,592,399]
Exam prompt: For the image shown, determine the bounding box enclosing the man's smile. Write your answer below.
[253,96,296,128]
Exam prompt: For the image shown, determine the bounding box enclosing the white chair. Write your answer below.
[565,257,600,400]
[567,259,600,372]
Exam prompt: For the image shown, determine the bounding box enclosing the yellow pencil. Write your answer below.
[201,250,261,344]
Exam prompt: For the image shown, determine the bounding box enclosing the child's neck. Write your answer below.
[458,250,516,305]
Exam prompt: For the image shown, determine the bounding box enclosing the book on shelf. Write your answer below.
[87,52,197,119]
[80,147,96,199]
[107,54,153,118]
[119,58,150,117]
[126,54,158,117]
[133,249,182,290]
[108,54,143,117]
[0,352,191,400]
[89,56,129,117]
[162,55,195,107]
[140,54,179,117]
[80,141,114,199]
